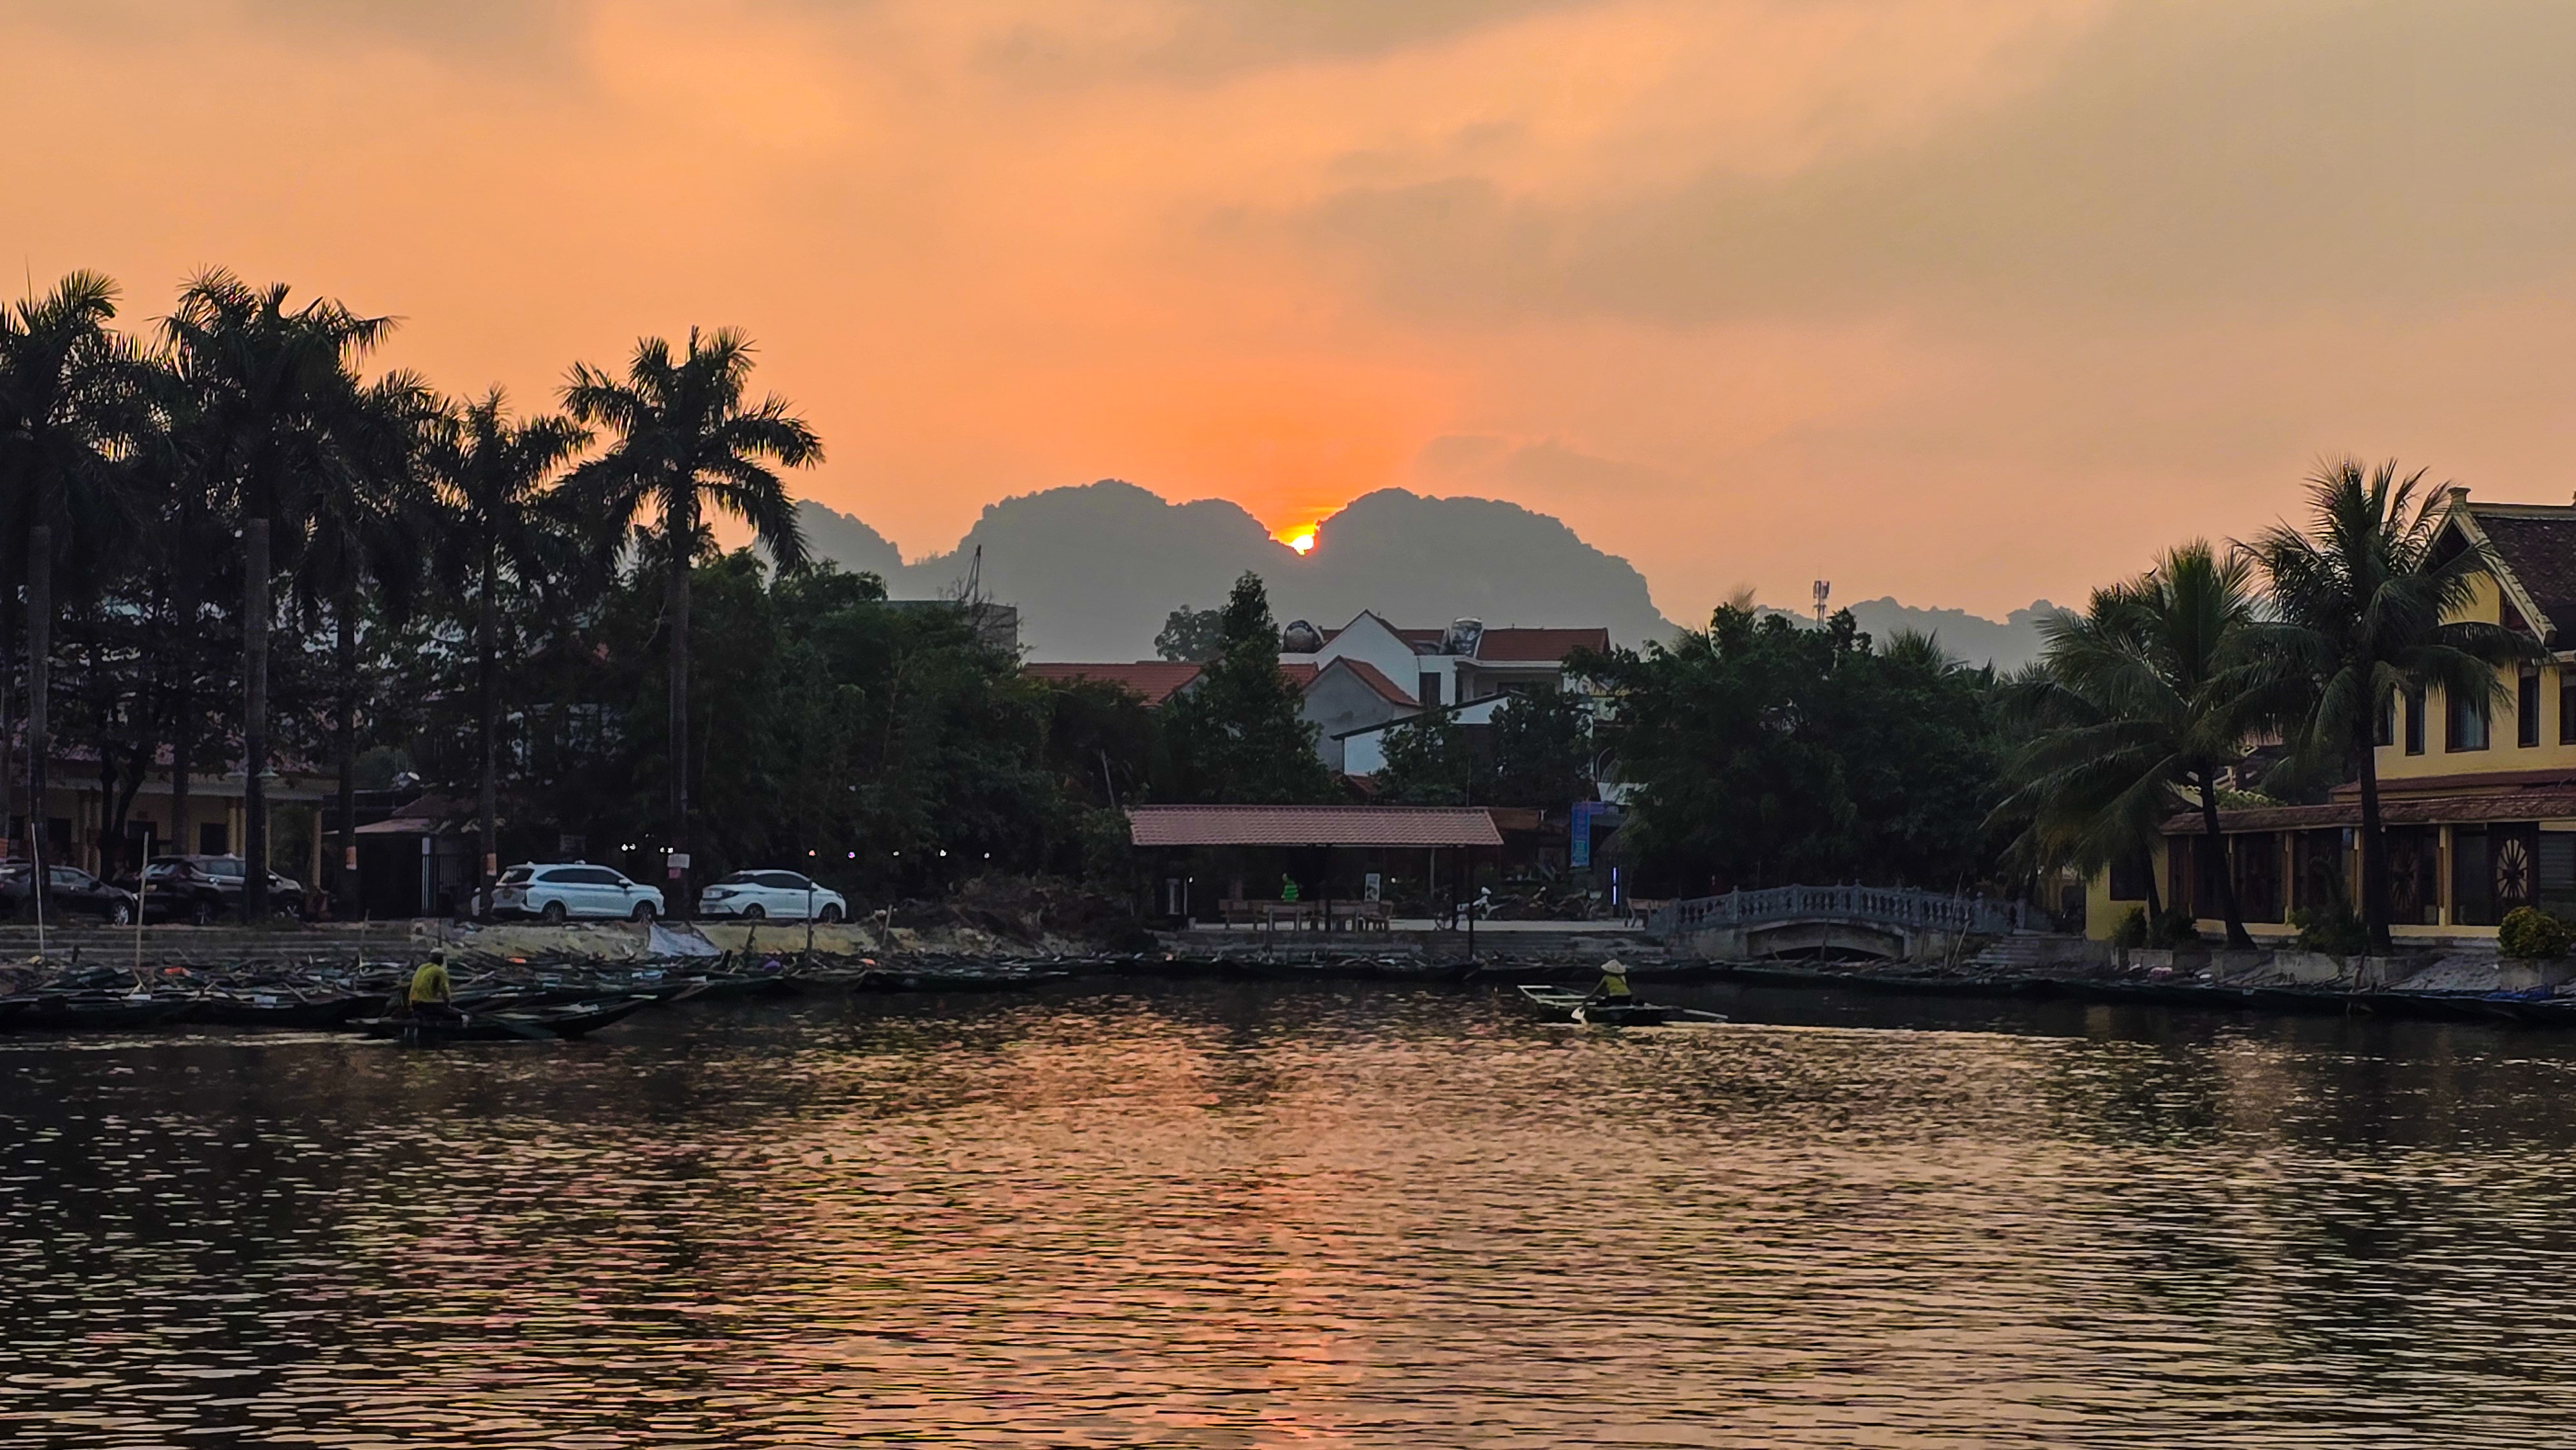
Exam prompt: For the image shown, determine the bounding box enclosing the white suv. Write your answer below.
[489,863,667,923]
[698,870,848,921]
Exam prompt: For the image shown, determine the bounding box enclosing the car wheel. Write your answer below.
[819,904,843,923]
[541,899,569,925]
[630,901,658,922]
[741,904,765,921]
[190,898,217,926]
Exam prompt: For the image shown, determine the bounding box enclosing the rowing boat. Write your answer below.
[1515,984,1727,1026]
[354,995,659,1044]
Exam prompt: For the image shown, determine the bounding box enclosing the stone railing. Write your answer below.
[1645,884,2029,941]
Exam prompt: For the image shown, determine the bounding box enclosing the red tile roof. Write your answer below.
[1025,662,1203,706]
[1474,627,1610,661]
[1128,804,1503,847]
[2166,789,2576,833]
[1321,658,1419,706]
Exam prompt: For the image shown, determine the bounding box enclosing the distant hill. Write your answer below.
[802,481,1678,659]
[1835,596,2057,673]
[793,482,2055,668]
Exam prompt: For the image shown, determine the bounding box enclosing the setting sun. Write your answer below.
[1286,531,1316,554]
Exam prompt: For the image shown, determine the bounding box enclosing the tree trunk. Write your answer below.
[0,631,11,869]
[242,519,269,921]
[667,505,692,920]
[2197,771,2253,948]
[2142,853,2164,925]
[26,525,50,915]
[169,567,198,861]
[335,592,359,920]
[2357,734,2391,952]
[477,552,500,918]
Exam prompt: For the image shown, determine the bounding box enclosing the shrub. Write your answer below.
[2287,905,2369,957]
[2111,906,2150,949]
[2147,907,2202,949]
[2498,906,2572,961]
[2115,905,2201,950]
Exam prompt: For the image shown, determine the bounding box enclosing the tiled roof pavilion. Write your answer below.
[1127,805,1502,848]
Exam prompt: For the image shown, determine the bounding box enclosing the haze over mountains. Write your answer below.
[795,482,2051,669]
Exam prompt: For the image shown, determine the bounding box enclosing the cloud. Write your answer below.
[10,0,2576,631]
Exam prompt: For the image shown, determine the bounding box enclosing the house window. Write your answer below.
[199,822,229,855]
[2448,688,2490,752]
[1418,673,1441,707]
[2562,668,2576,744]
[2376,692,2395,748]
[2521,667,2543,748]
[2404,690,2425,755]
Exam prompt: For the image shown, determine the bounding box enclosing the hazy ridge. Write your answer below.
[793,482,2050,668]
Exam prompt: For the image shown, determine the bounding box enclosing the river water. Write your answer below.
[6,979,2576,1447]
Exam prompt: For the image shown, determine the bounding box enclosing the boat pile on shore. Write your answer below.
[0,950,1094,1038]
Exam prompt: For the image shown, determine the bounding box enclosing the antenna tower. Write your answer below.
[1812,579,1831,623]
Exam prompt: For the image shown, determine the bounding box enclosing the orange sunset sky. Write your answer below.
[11,1,2576,622]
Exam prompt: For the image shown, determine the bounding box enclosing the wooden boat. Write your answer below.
[1515,984,1726,1026]
[0,992,196,1031]
[355,995,659,1044]
[189,992,375,1028]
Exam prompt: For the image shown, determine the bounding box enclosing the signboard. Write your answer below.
[1570,802,1598,868]
[667,852,691,869]
[1364,872,1383,902]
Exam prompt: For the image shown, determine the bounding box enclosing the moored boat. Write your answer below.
[355,994,659,1044]
[1515,983,1725,1026]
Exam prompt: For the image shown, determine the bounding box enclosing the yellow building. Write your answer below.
[2088,487,2576,941]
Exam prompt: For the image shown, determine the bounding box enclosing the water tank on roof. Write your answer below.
[1444,618,1484,655]
[1280,619,1323,654]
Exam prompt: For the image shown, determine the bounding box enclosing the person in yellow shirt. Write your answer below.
[407,952,457,1019]
[1589,961,1634,1005]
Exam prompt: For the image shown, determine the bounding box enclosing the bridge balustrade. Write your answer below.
[1646,884,2028,941]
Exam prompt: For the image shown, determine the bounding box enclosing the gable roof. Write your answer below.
[2452,500,2576,642]
[1314,657,1417,706]
[1024,662,1203,706]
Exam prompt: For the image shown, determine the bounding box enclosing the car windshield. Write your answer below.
[203,860,243,879]
[715,872,757,885]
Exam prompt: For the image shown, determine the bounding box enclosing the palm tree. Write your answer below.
[430,388,591,912]
[562,329,819,916]
[164,271,392,917]
[1993,542,2268,947]
[0,270,149,902]
[294,370,440,917]
[2244,459,2544,950]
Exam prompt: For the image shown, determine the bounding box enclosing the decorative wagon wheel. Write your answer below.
[2496,836,2535,908]
[2389,849,2424,920]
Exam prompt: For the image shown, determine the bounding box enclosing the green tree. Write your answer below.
[1161,572,1336,803]
[428,388,591,908]
[563,329,821,916]
[1488,687,1591,808]
[1154,605,1226,663]
[1993,543,2268,946]
[1373,711,1472,804]
[1578,607,1998,894]
[0,270,148,898]
[164,271,394,913]
[295,370,440,913]
[2244,459,2544,950]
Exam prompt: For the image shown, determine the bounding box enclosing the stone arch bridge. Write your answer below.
[1645,885,2031,961]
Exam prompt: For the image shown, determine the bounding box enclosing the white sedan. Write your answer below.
[697,870,847,921]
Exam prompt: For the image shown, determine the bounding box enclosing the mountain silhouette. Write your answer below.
[795,482,2050,666]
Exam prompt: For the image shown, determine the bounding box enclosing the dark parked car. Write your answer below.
[118,856,307,923]
[0,865,140,924]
